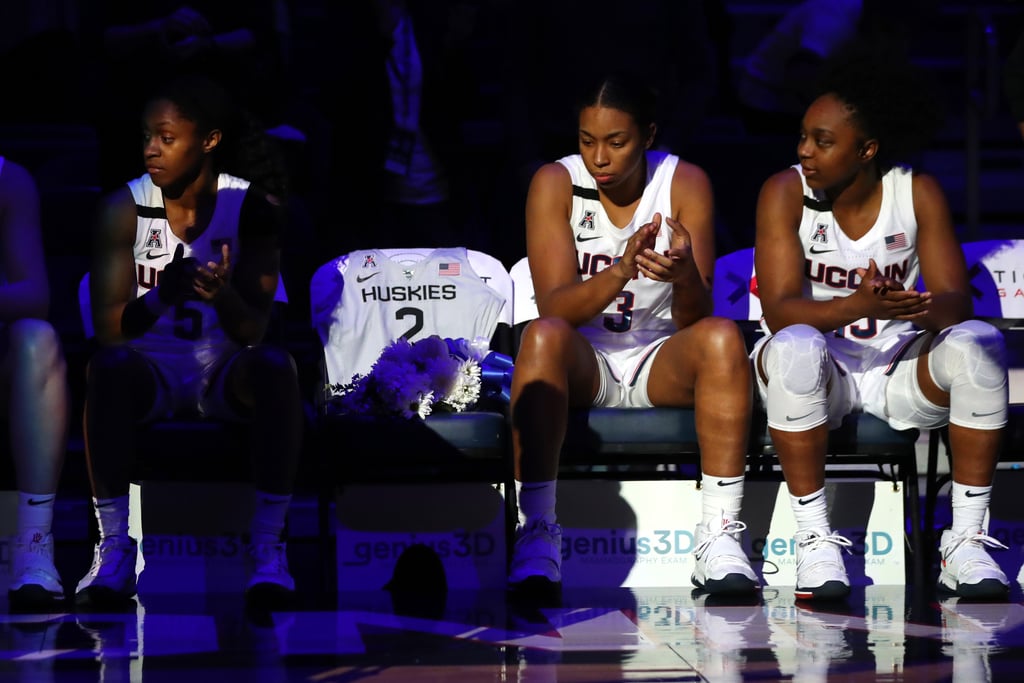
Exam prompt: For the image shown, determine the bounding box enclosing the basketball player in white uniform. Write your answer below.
[76,75,304,609]
[509,74,757,602]
[0,156,70,611]
[312,247,506,386]
[753,42,1010,601]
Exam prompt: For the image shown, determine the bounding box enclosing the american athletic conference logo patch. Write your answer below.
[145,228,162,249]
[812,222,828,244]
[578,210,596,231]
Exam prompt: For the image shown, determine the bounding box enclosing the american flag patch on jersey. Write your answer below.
[885,233,907,250]
[438,262,461,276]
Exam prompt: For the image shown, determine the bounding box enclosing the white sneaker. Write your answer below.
[938,528,1009,600]
[508,520,562,585]
[8,532,64,608]
[794,529,851,601]
[691,517,758,595]
[75,535,138,607]
[246,542,296,593]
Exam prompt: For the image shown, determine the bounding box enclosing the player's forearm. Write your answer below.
[916,291,973,332]
[118,290,167,340]
[670,263,711,328]
[539,268,631,326]
[762,296,863,335]
[211,283,270,345]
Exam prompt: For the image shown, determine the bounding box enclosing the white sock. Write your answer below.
[93,495,130,540]
[950,482,990,535]
[515,480,557,528]
[789,487,830,533]
[700,473,744,527]
[17,492,55,538]
[250,491,292,544]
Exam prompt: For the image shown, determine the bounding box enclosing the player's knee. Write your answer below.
[519,317,575,358]
[7,318,61,368]
[693,316,748,360]
[87,346,145,383]
[768,324,829,395]
[241,344,297,377]
[931,319,1007,389]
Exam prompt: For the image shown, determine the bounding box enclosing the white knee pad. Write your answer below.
[928,320,1008,430]
[762,324,832,431]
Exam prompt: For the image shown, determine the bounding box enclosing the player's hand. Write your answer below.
[635,215,695,284]
[854,258,930,320]
[193,243,232,301]
[158,243,202,305]
[615,213,661,280]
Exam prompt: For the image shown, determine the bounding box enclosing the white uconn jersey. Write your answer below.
[127,173,249,380]
[559,151,678,359]
[313,247,506,385]
[783,164,923,366]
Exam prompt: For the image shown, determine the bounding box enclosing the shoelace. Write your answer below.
[942,530,1008,562]
[516,521,562,543]
[795,530,853,555]
[694,519,748,560]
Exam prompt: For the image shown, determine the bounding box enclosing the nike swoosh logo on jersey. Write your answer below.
[971,410,1000,417]
[964,490,986,498]
[786,412,814,422]
[356,272,381,283]
[27,497,53,506]
[809,246,835,254]
[576,234,602,242]
[716,479,743,487]
[145,250,166,260]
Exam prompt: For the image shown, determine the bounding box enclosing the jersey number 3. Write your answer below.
[604,291,634,333]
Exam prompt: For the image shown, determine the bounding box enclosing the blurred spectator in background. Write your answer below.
[1004,26,1024,141]
[317,0,482,259]
[0,1,94,125]
[734,0,864,137]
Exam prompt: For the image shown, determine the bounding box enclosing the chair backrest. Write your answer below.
[311,247,513,389]
[711,246,762,322]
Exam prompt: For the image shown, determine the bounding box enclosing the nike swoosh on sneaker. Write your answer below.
[786,412,814,421]
[798,494,823,505]
[356,272,381,283]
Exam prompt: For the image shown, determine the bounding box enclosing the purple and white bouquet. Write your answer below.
[326,335,505,419]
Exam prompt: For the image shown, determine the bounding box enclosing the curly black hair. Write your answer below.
[813,38,945,170]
